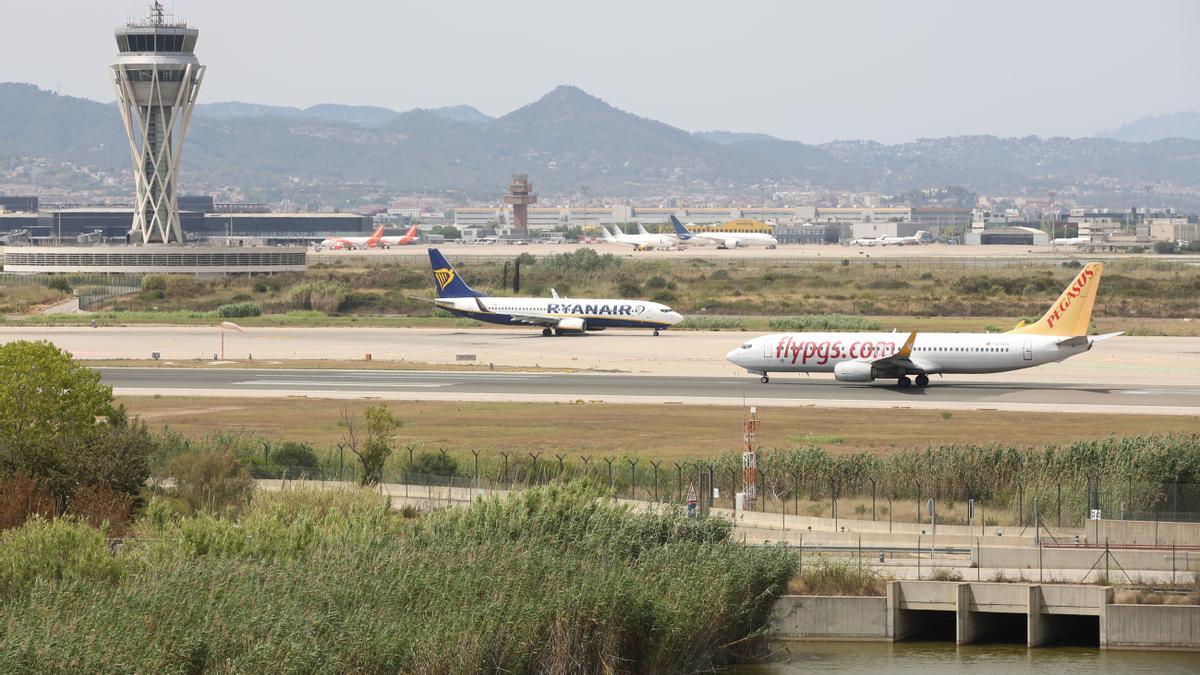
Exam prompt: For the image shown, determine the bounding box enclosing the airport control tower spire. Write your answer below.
[111,1,204,244]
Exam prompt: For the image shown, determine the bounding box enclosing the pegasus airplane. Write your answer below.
[727,262,1120,387]
[669,216,778,249]
[316,224,384,251]
[426,249,684,335]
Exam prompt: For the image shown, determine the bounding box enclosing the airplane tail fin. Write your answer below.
[428,248,484,298]
[598,224,616,241]
[369,224,384,244]
[1008,262,1103,337]
[635,222,650,235]
[669,216,692,238]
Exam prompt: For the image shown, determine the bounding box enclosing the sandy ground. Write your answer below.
[4,325,1200,388]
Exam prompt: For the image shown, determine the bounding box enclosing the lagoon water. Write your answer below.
[737,642,1199,674]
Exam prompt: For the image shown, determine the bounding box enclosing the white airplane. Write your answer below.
[379,223,420,248]
[599,224,677,251]
[669,216,778,249]
[1051,236,1089,247]
[850,231,929,246]
[425,249,684,336]
[316,224,384,251]
[726,262,1120,387]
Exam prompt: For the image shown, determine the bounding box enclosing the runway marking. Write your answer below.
[232,380,456,388]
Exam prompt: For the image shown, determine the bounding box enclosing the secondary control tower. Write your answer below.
[111,1,205,244]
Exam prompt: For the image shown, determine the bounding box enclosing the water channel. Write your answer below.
[736,641,1199,673]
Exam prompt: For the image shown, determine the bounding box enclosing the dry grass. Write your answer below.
[0,285,67,314]
[117,396,1200,459]
[87,358,600,373]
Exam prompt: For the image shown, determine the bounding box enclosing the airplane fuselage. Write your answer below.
[439,296,683,330]
[727,331,1092,377]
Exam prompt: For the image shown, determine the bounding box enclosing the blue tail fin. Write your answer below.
[428,248,484,298]
[669,216,692,239]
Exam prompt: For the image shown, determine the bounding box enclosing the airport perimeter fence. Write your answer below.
[248,458,1200,529]
[0,272,140,310]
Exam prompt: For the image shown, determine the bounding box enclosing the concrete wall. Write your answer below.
[975,545,1200,573]
[1087,519,1200,547]
[771,596,888,640]
[772,583,1200,651]
[1104,605,1200,650]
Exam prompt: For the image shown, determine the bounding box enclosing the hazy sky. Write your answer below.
[3,0,1197,143]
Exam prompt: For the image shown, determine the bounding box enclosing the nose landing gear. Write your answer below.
[653,329,660,336]
[760,375,770,384]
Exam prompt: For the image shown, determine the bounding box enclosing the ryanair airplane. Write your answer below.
[426,249,684,336]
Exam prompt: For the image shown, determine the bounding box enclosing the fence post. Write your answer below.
[500,451,510,488]
[604,457,615,491]
[556,453,566,479]
[626,458,639,500]
[674,462,684,501]
[650,460,661,502]
[528,452,541,485]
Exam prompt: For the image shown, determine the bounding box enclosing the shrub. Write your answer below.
[167,448,254,514]
[409,451,458,477]
[216,302,261,318]
[0,516,122,599]
[676,316,744,330]
[645,275,669,289]
[768,314,882,331]
[0,473,57,530]
[141,274,167,292]
[929,567,963,581]
[46,276,73,293]
[617,281,643,297]
[69,483,133,538]
[252,281,269,293]
[788,558,885,596]
[289,281,349,314]
[269,442,321,479]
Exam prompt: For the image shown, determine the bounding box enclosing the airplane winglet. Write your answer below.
[897,330,918,358]
[1090,331,1125,342]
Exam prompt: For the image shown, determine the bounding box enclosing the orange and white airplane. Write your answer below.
[316,224,384,251]
[378,223,420,248]
[727,262,1120,387]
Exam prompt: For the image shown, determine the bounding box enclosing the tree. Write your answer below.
[410,451,459,477]
[0,341,149,512]
[339,404,398,486]
[270,441,321,479]
[0,340,115,447]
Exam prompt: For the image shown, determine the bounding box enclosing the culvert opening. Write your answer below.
[897,609,957,642]
[968,612,1027,644]
[1042,614,1100,647]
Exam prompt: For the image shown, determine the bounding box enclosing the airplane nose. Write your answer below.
[725,346,745,366]
[670,311,684,324]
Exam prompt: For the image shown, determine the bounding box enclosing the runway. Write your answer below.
[97,367,1200,415]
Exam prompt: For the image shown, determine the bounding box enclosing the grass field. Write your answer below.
[120,396,1196,460]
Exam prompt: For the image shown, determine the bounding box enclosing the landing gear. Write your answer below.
[760,375,770,384]
[554,328,564,337]
[897,375,912,388]
[653,329,660,336]
[542,328,552,337]
[915,374,930,387]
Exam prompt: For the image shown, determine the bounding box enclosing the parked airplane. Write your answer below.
[425,249,684,335]
[1051,236,1089,247]
[850,231,930,246]
[726,262,1119,387]
[379,223,420,247]
[316,224,384,251]
[669,216,778,249]
[599,224,676,251]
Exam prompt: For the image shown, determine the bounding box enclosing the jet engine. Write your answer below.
[833,361,875,382]
[556,317,586,332]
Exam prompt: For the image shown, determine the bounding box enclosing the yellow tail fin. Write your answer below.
[1008,262,1103,337]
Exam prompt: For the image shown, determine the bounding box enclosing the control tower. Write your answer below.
[504,174,537,237]
[111,1,205,244]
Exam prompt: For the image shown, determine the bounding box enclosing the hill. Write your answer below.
[1098,111,1200,142]
[1,82,1199,206]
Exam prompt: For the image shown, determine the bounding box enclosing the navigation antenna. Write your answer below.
[150,0,166,25]
[743,406,760,512]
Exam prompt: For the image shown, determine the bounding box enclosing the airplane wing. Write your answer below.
[471,297,560,327]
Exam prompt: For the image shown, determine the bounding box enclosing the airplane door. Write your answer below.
[1023,339,1033,361]
[764,340,774,359]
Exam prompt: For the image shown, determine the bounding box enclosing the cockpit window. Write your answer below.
[742,343,753,349]
[660,308,673,313]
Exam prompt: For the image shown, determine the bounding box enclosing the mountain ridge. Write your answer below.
[1,82,1198,206]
